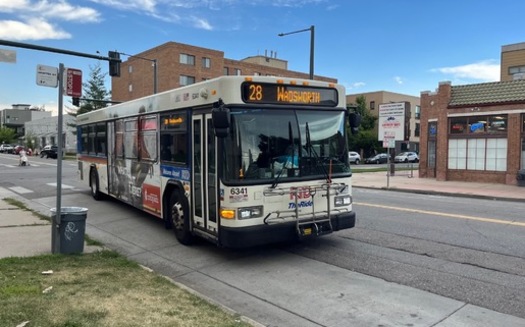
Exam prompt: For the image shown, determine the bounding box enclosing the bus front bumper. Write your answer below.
[219,211,356,248]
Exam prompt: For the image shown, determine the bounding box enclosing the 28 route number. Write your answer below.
[248,84,263,101]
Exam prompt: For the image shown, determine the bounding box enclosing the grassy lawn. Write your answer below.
[0,251,251,327]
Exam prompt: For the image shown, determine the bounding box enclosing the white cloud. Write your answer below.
[394,76,404,85]
[88,0,156,13]
[0,18,71,40]
[431,60,499,82]
[190,16,213,30]
[0,0,101,40]
[343,81,366,91]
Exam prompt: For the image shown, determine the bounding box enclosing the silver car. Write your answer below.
[348,151,361,164]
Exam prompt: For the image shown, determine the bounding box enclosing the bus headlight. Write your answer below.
[238,206,264,219]
[334,195,352,207]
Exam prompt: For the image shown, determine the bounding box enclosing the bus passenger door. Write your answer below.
[192,114,218,236]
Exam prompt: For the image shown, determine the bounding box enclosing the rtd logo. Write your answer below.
[290,187,311,200]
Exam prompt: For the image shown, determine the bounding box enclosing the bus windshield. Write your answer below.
[222,108,350,183]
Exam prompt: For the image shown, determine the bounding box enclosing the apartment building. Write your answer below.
[111,41,337,102]
[420,41,525,185]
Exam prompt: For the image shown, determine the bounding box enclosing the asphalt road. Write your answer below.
[1,153,524,326]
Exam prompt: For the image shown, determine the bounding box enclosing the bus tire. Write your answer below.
[169,192,193,245]
[90,168,103,201]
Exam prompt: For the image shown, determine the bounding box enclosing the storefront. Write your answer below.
[419,80,525,185]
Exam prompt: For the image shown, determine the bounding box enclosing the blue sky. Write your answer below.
[1,0,524,115]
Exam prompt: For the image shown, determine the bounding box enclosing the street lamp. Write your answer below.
[278,25,315,80]
[118,52,158,94]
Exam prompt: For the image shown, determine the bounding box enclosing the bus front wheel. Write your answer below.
[90,169,103,201]
[169,192,193,245]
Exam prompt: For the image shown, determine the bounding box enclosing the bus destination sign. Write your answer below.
[241,82,338,107]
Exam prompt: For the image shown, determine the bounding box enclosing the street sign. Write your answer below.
[378,102,406,141]
[382,131,396,148]
[36,64,58,88]
[63,68,82,97]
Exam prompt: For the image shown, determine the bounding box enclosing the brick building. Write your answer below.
[111,41,336,103]
[419,41,525,185]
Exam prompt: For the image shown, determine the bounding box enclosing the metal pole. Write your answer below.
[278,25,315,80]
[53,63,64,254]
[309,25,314,80]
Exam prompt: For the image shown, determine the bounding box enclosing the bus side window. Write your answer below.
[160,134,172,161]
[173,133,187,164]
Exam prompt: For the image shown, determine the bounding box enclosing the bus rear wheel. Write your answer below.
[169,193,193,245]
[90,169,103,201]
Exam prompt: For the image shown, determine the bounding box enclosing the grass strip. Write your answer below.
[0,250,251,327]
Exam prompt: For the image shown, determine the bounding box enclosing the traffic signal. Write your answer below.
[108,51,121,77]
[72,97,80,106]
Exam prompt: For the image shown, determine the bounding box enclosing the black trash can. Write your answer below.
[51,207,88,254]
[517,170,525,187]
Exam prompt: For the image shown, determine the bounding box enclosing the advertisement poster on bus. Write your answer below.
[378,102,406,142]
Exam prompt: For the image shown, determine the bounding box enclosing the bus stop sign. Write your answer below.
[63,67,82,97]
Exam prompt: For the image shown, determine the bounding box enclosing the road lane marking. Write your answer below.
[355,202,525,227]
[46,183,75,189]
[8,186,33,194]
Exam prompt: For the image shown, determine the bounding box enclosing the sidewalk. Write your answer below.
[352,169,525,201]
[0,198,100,258]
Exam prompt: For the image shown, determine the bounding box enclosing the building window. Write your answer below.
[128,84,133,92]
[415,123,420,137]
[223,67,229,75]
[202,57,211,68]
[128,65,133,73]
[449,115,507,135]
[448,138,507,172]
[179,75,195,86]
[450,117,468,134]
[370,101,375,110]
[179,54,195,65]
[509,65,525,74]
[415,105,421,119]
[234,68,241,75]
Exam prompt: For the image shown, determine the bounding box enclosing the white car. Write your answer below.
[394,151,419,163]
[0,144,14,153]
[348,151,361,164]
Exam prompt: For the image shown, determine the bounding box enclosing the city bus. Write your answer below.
[77,76,360,248]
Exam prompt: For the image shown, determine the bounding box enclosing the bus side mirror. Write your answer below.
[212,100,230,138]
[348,112,361,135]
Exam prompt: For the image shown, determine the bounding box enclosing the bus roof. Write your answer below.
[76,75,347,125]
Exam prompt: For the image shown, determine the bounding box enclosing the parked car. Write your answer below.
[394,151,419,163]
[14,145,24,155]
[40,145,59,159]
[348,151,361,164]
[364,153,390,164]
[0,144,14,153]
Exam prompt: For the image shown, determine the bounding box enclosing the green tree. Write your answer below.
[354,95,376,131]
[0,127,16,144]
[347,95,380,157]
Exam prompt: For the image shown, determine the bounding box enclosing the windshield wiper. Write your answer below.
[304,122,331,183]
[271,121,294,188]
